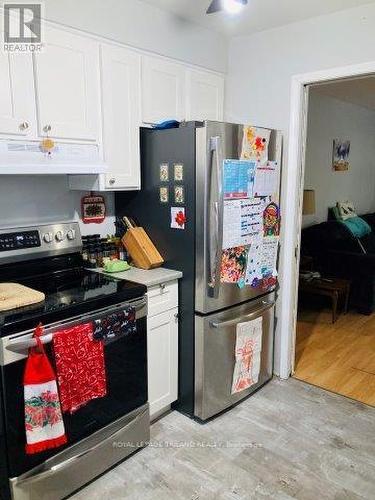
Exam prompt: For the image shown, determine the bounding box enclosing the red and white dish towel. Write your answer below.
[52,322,107,414]
[24,325,67,454]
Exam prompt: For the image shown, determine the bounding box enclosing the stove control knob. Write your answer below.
[55,230,65,242]
[43,232,53,244]
[67,229,76,241]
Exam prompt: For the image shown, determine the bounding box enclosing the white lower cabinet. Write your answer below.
[147,281,179,419]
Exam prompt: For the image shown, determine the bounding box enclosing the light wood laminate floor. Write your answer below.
[71,378,375,500]
[294,308,375,406]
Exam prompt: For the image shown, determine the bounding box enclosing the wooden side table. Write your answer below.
[298,277,351,323]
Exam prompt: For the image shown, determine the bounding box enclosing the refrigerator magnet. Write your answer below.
[174,185,185,204]
[174,163,184,181]
[159,163,169,182]
[159,187,169,203]
[171,207,186,229]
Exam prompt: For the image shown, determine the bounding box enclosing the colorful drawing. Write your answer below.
[240,126,271,163]
[171,207,186,229]
[333,140,350,171]
[263,202,280,237]
[231,317,263,394]
[220,246,248,283]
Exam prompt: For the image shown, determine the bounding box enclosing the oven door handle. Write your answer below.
[14,406,148,486]
[5,296,147,352]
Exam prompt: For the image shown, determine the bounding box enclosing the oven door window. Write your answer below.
[2,316,147,478]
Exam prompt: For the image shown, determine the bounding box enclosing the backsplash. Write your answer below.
[0,176,115,236]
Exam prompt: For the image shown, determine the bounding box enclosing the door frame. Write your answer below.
[278,61,375,379]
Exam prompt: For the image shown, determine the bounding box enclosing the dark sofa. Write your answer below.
[301,212,375,314]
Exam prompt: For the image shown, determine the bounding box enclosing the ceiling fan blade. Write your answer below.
[206,0,248,14]
[206,0,222,14]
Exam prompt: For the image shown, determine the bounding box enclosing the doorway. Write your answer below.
[278,62,375,398]
[292,77,375,406]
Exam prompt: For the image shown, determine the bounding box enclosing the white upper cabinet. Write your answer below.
[0,15,36,137]
[186,69,224,121]
[101,44,141,190]
[0,52,36,137]
[142,56,186,124]
[33,26,100,142]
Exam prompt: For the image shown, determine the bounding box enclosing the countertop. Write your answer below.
[92,266,182,287]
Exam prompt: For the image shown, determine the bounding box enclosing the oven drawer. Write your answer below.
[147,280,178,317]
[10,404,150,500]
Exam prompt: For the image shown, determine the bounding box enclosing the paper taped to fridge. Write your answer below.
[222,198,264,250]
[240,126,271,163]
[223,159,256,199]
[254,161,279,197]
[232,317,263,394]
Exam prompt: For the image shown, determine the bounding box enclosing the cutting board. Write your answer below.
[0,283,45,311]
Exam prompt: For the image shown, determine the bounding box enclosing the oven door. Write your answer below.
[0,296,147,480]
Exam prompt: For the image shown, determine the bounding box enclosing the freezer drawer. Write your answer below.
[194,293,275,421]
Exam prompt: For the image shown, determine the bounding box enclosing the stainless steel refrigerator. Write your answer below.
[116,120,282,421]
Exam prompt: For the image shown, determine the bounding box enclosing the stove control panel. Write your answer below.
[0,222,82,264]
[0,230,41,252]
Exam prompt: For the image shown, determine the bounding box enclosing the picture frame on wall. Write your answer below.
[332,139,350,171]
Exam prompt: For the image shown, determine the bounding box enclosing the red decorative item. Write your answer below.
[53,322,107,414]
[24,324,67,454]
[81,193,106,224]
[175,210,186,227]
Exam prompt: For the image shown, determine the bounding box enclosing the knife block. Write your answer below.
[122,227,164,270]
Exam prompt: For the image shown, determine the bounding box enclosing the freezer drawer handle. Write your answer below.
[207,135,224,298]
[209,300,275,329]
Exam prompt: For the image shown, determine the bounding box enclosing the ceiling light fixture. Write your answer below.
[206,0,248,15]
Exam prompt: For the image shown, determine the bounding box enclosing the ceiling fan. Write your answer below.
[206,0,248,14]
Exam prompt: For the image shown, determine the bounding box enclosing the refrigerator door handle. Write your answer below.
[209,300,276,328]
[207,135,224,298]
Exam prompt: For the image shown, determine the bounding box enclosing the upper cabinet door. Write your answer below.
[101,44,142,190]
[0,13,36,137]
[142,56,186,123]
[33,26,100,142]
[0,52,36,137]
[186,69,224,121]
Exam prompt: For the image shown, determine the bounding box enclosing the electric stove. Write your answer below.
[0,222,149,500]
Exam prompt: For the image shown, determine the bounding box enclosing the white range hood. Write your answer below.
[0,140,107,175]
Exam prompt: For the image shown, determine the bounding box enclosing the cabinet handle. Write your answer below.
[43,124,52,133]
[159,283,166,291]
[19,121,29,131]
[174,312,179,320]
[109,178,116,185]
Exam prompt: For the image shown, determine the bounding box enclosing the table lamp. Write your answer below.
[302,189,316,215]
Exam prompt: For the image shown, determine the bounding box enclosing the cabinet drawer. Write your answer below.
[147,281,178,316]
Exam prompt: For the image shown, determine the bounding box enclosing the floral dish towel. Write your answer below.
[24,324,67,454]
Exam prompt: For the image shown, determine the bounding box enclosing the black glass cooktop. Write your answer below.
[0,255,146,336]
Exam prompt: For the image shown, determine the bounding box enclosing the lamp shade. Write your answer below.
[303,190,315,215]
